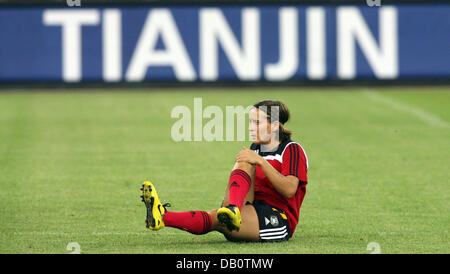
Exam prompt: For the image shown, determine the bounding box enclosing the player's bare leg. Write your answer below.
[214,160,260,240]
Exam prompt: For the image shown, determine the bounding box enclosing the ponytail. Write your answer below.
[278,123,292,142]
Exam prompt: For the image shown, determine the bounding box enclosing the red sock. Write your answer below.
[228,169,251,209]
[163,211,212,235]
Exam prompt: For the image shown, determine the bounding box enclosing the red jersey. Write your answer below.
[250,139,309,235]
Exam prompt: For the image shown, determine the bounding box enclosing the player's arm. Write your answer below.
[258,159,299,198]
[236,147,299,198]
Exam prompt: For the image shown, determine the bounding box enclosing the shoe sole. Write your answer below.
[217,208,240,231]
[140,182,155,229]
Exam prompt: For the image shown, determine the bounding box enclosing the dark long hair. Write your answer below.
[253,99,292,142]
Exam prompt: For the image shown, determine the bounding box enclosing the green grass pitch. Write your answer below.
[0,87,448,254]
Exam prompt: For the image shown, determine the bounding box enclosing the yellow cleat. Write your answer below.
[217,205,241,231]
[140,181,169,230]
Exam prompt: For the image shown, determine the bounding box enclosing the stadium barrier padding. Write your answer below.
[0,0,449,85]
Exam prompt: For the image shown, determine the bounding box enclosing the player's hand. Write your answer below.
[236,146,262,165]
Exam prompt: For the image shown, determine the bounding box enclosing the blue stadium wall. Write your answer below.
[0,1,449,85]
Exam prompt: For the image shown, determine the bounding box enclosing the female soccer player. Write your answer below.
[140,100,308,242]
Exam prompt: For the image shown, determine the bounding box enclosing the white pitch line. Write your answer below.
[363,90,450,129]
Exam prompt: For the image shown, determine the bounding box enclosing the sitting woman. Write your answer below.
[140,99,309,242]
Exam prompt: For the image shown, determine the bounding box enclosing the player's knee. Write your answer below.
[234,161,255,176]
[235,160,252,170]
